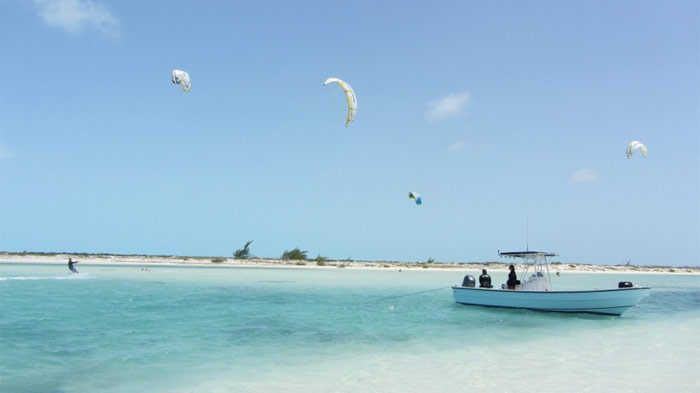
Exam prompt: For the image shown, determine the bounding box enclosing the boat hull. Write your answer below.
[452,286,651,316]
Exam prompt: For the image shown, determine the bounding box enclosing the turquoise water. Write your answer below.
[1,263,699,393]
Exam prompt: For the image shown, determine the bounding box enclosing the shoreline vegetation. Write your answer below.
[1,252,698,274]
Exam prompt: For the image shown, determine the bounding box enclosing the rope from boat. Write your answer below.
[378,286,451,301]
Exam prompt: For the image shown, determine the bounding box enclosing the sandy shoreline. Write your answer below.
[1,252,698,274]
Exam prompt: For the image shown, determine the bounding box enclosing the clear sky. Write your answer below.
[1,0,698,266]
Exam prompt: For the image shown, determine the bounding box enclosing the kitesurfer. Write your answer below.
[68,258,79,274]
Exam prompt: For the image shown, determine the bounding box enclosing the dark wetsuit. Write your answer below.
[479,274,492,288]
[68,260,78,273]
[507,270,517,289]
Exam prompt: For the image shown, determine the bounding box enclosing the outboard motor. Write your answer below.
[618,281,633,288]
[461,275,476,287]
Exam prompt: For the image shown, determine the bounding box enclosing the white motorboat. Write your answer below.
[452,251,651,316]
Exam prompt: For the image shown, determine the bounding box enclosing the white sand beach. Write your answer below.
[1,252,697,274]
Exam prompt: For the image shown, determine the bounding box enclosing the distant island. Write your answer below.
[1,251,698,274]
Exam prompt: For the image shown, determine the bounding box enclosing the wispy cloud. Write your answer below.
[427,92,471,121]
[447,140,467,153]
[33,0,119,39]
[572,168,598,183]
[0,145,15,160]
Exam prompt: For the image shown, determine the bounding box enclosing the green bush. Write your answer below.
[282,248,308,260]
[211,258,225,263]
[315,255,328,266]
[233,240,254,259]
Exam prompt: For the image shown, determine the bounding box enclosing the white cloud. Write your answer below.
[427,92,471,121]
[34,0,119,39]
[0,145,15,159]
[572,168,598,183]
[447,140,467,152]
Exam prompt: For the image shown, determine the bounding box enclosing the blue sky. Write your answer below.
[1,0,698,266]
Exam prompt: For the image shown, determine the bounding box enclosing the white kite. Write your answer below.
[626,141,647,159]
[171,69,191,92]
[324,77,357,126]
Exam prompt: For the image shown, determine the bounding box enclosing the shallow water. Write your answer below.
[1,263,698,392]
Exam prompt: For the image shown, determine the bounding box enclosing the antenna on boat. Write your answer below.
[526,199,529,252]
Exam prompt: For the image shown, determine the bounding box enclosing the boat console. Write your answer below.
[519,273,551,291]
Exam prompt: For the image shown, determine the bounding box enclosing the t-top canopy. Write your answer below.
[498,251,557,259]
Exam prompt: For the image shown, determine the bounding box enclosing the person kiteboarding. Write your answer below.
[68,258,79,274]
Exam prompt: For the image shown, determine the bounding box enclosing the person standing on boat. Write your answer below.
[68,258,79,274]
[479,269,492,288]
[507,265,519,289]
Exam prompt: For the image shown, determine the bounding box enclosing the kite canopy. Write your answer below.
[626,141,647,159]
[171,69,191,92]
[324,77,357,126]
[408,192,422,205]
